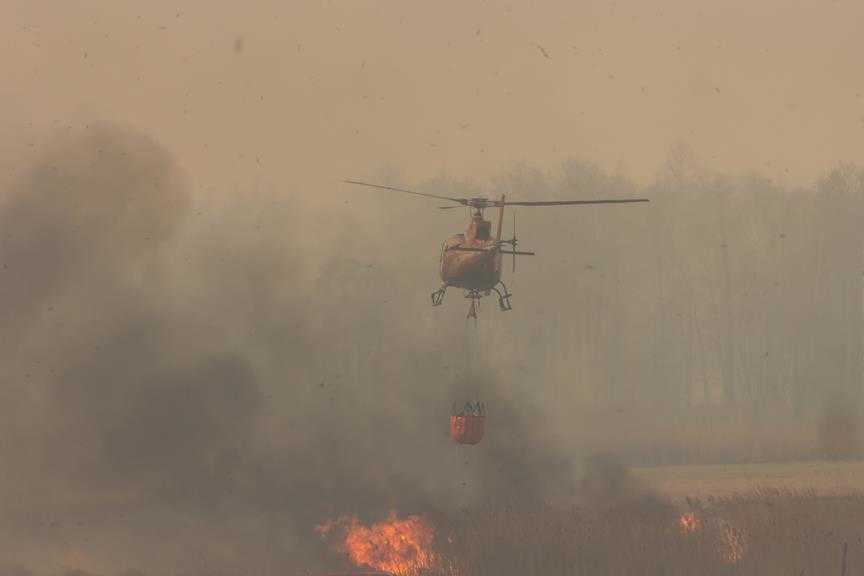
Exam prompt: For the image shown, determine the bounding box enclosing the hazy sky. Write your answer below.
[2,4,864,573]
[2,0,863,198]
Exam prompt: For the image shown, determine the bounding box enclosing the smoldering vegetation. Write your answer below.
[1,124,864,575]
[434,490,864,576]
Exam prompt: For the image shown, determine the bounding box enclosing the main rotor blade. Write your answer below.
[501,198,649,206]
[344,179,467,205]
[345,180,649,207]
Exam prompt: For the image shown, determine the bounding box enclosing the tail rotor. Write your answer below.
[511,211,517,273]
[498,209,535,271]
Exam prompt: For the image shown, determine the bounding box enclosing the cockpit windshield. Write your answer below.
[475,220,491,240]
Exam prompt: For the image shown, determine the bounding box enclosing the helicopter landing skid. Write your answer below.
[493,281,513,312]
[434,284,512,316]
[431,285,447,306]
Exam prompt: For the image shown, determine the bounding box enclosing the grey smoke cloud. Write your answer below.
[1,120,862,575]
[0,124,579,576]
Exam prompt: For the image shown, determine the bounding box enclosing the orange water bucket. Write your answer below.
[450,414,485,445]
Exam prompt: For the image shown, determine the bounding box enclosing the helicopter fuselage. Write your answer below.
[440,235,502,290]
[439,214,502,291]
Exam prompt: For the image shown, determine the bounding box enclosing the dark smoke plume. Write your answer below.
[0,124,584,576]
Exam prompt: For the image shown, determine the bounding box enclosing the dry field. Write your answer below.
[436,490,864,576]
[321,461,864,576]
[633,459,864,501]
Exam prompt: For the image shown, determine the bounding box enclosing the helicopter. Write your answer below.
[345,179,649,318]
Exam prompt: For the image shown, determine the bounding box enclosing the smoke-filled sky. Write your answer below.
[2,0,864,195]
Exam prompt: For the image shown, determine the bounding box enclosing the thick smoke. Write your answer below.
[0,125,583,576]
[2,124,863,575]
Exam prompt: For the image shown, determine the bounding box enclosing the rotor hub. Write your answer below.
[465,197,498,210]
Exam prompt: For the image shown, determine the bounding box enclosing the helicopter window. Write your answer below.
[475,221,491,240]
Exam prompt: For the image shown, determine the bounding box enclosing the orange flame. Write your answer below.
[678,512,701,534]
[677,511,745,564]
[317,512,438,575]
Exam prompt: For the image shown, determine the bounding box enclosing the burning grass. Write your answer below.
[317,513,440,575]
[318,491,864,576]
